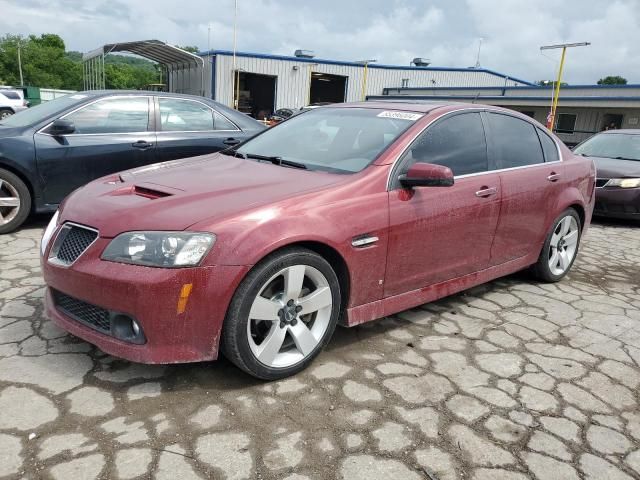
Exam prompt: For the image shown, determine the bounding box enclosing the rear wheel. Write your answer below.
[0,109,13,120]
[532,208,581,282]
[0,168,31,234]
[222,247,341,380]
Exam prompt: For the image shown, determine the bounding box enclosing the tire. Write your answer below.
[531,208,582,282]
[0,109,13,120]
[0,168,31,234]
[222,247,341,380]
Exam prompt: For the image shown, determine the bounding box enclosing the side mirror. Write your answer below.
[49,119,75,136]
[399,163,454,188]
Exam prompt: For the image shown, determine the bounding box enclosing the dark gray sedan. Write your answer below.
[0,91,265,233]
[574,129,640,220]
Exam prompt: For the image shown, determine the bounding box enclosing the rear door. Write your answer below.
[154,97,245,162]
[384,111,502,297]
[35,95,156,204]
[483,112,564,265]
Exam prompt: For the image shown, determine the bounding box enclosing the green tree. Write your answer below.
[597,76,627,85]
[0,33,162,91]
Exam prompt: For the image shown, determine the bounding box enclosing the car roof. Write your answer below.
[84,90,217,102]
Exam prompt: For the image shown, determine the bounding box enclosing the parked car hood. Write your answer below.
[0,125,26,138]
[59,154,349,238]
[591,156,640,178]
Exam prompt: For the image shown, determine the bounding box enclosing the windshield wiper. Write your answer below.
[244,153,308,169]
[219,149,246,159]
[614,156,639,161]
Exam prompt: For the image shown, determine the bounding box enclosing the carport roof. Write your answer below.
[83,40,203,68]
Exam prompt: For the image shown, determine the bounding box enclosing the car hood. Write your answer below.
[60,153,349,238]
[0,125,26,138]
[591,156,640,178]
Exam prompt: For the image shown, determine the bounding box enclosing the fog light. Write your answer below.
[111,314,145,345]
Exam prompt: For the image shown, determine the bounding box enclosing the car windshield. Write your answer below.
[235,107,422,173]
[0,94,88,127]
[574,132,640,161]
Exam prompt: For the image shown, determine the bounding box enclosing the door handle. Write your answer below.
[547,172,560,182]
[132,140,153,150]
[223,137,241,146]
[475,186,498,198]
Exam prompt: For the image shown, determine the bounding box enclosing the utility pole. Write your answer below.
[540,42,590,130]
[17,41,24,86]
[474,37,483,68]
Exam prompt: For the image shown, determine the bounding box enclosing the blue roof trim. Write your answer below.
[384,84,640,92]
[198,49,534,85]
[370,95,640,102]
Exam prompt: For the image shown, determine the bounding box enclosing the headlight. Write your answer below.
[607,178,640,188]
[101,232,215,268]
[41,211,59,256]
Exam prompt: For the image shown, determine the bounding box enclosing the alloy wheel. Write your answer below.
[0,110,12,120]
[247,264,333,368]
[548,215,579,276]
[0,179,21,226]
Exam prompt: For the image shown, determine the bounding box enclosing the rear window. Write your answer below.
[486,113,544,169]
[0,91,21,100]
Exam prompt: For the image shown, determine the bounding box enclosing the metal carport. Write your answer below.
[82,40,205,96]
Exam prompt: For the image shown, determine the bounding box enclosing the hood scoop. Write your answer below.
[133,185,172,200]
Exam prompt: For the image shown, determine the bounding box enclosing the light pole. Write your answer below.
[231,0,238,108]
[357,59,376,101]
[540,42,590,130]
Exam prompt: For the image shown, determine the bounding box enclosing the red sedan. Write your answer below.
[41,102,595,379]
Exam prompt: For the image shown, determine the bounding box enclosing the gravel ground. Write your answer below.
[0,216,639,480]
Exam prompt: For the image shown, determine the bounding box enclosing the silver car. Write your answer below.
[0,89,29,119]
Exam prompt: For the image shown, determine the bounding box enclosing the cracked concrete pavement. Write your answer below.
[1,216,639,479]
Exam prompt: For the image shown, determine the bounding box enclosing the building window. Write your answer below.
[401,78,409,88]
[556,113,577,134]
[520,110,535,119]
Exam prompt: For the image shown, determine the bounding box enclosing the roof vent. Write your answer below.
[294,49,315,59]
[412,58,431,67]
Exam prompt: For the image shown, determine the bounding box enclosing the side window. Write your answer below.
[213,111,239,130]
[401,112,488,176]
[159,98,214,131]
[486,113,544,169]
[65,97,149,134]
[537,129,560,162]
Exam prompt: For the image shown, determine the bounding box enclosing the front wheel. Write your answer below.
[0,168,31,234]
[532,208,582,282]
[0,109,13,120]
[222,247,341,380]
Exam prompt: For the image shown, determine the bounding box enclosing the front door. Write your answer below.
[155,97,244,162]
[35,96,155,205]
[384,111,501,297]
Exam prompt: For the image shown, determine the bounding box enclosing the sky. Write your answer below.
[2,0,639,84]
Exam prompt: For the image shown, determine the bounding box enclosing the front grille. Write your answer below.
[595,178,610,188]
[53,290,111,333]
[52,224,98,265]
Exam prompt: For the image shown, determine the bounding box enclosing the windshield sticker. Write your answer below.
[377,111,423,121]
[69,94,88,99]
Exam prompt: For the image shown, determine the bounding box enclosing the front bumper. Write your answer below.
[42,237,250,364]
[595,187,640,220]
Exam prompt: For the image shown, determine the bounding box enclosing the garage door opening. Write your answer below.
[234,71,276,120]
[310,72,347,105]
